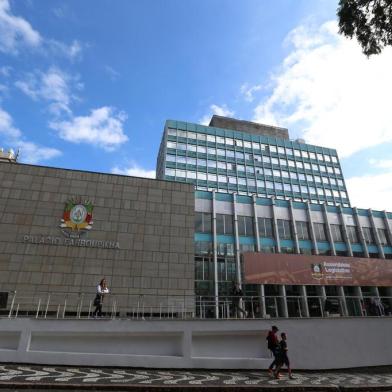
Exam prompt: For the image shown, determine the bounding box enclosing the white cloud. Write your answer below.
[252,20,392,158]
[111,164,156,179]
[0,0,41,54]
[104,66,120,81]
[346,171,392,211]
[0,106,61,163]
[199,104,235,126]
[15,67,82,115]
[48,39,83,61]
[0,65,11,77]
[0,107,21,138]
[49,106,128,150]
[369,159,392,170]
[240,83,262,102]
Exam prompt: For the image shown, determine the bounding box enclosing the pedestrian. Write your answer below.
[231,281,247,318]
[274,332,294,379]
[266,325,279,376]
[92,278,110,318]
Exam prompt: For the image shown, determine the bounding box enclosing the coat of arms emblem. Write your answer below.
[60,199,94,238]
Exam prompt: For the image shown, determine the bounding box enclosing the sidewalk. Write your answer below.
[0,364,391,391]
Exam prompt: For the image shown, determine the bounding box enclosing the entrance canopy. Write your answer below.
[243,252,392,286]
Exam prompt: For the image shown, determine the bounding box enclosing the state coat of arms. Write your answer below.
[60,198,94,238]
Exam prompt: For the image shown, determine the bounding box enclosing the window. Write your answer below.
[378,228,390,245]
[271,157,279,165]
[317,153,324,161]
[167,141,176,149]
[187,171,197,179]
[263,156,271,164]
[247,178,256,187]
[235,139,243,147]
[226,138,234,146]
[296,221,310,240]
[331,156,338,163]
[166,154,176,162]
[300,185,308,193]
[216,214,234,235]
[195,212,212,233]
[277,219,292,239]
[330,224,343,242]
[282,171,289,178]
[314,223,327,241]
[175,169,186,177]
[165,168,175,176]
[284,183,292,191]
[246,166,255,174]
[298,173,306,181]
[296,161,304,169]
[335,167,341,175]
[167,128,177,136]
[309,152,316,160]
[292,184,300,192]
[239,244,255,253]
[207,173,217,182]
[278,147,285,154]
[237,216,254,236]
[304,162,311,170]
[346,225,359,243]
[195,242,212,255]
[207,160,216,168]
[294,149,301,157]
[252,142,260,150]
[290,172,297,180]
[235,151,245,160]
[197,158,206,166]
[206,134,215,143]
[362,227,375,244]
[286,148,293,156]
[237,165,245,172]
[275,182,283,190]
[279,158,287,166]
[244,141,251,149]
[258,217,273,238]
[302,151,309,159]
[270,146,277,153]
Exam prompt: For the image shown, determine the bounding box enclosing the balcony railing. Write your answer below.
[1,291,391,320]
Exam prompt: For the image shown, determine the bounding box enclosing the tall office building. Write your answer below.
[157,116,392,317]
[157,115,350,207]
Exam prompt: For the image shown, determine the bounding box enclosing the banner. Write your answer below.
[243,252,392,286]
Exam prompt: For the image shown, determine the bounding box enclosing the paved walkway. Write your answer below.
[0,364,391,391]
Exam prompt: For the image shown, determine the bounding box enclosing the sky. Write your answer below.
[0,0,391,211]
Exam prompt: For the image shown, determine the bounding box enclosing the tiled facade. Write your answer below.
[0,162,195,311]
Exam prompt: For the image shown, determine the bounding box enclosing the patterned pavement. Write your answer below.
[0,364,391,390]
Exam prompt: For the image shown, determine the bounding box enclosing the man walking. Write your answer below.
[266,325,279,376]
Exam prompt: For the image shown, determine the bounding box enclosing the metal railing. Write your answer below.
[1,291,391,320]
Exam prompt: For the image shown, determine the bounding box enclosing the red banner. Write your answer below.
[243,252,392,286]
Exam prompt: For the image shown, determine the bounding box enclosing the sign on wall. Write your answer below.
[243,252,392,286]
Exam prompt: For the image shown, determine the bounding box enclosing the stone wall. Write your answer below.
[0,162,195,312]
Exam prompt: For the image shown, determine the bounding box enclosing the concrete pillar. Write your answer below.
[317,286,327,317]
[233,193,242,287]
[300,285,310,317]
[368,208,385,259]
[212,190,219,319]
[337,286,348,316]
[338,206,353,257]
[353,207,369,258]
[271,198,281,253]
[288,200,300,254]
[279,285,288,318]
[322,204,336,256]
[354,286,364,316]
[382,211,392,246]
[258,284,266,318]
[306,202,318,255]
[252,195,260,252]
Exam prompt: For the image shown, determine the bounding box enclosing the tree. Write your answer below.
[337,0,392,56]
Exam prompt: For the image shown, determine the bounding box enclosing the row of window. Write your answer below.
[195,212,391,245]
[166,144,341,174]
[167,169,348,198]
[195,187,350,207]
[165,167,345,189]
[166,152,342,175]
[167,129,338,163]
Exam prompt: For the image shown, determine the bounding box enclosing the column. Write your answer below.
[354,286,364,316]
[233,193,242,286]
[353,207,369,258]
[317,286,327,317]
[252,195,260,252]
[288,200,300,254]
[322,204,336,256]
[383,211,392,247]
[368,208,385,259]
[279,285,288,318]
[271,198,281,253]
[300,285,310,317]
[337,286,348,317]
[258,284,266,318]
[338,206,353,257]
[306,202,318,255]
[212,190,219,319]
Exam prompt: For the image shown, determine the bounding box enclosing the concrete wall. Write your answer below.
[0,318,391,369]
[0,162,195,309]
[209,115,289,140]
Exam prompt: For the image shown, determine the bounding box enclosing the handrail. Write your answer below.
[1,291,391,320]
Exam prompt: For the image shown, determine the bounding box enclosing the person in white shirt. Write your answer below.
[93,278,109,317]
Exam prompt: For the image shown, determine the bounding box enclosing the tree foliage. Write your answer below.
[337,0,392,56]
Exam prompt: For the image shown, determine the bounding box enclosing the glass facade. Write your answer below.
[157,120,350,207]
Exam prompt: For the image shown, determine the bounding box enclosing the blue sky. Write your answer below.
[0,0,391,211]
